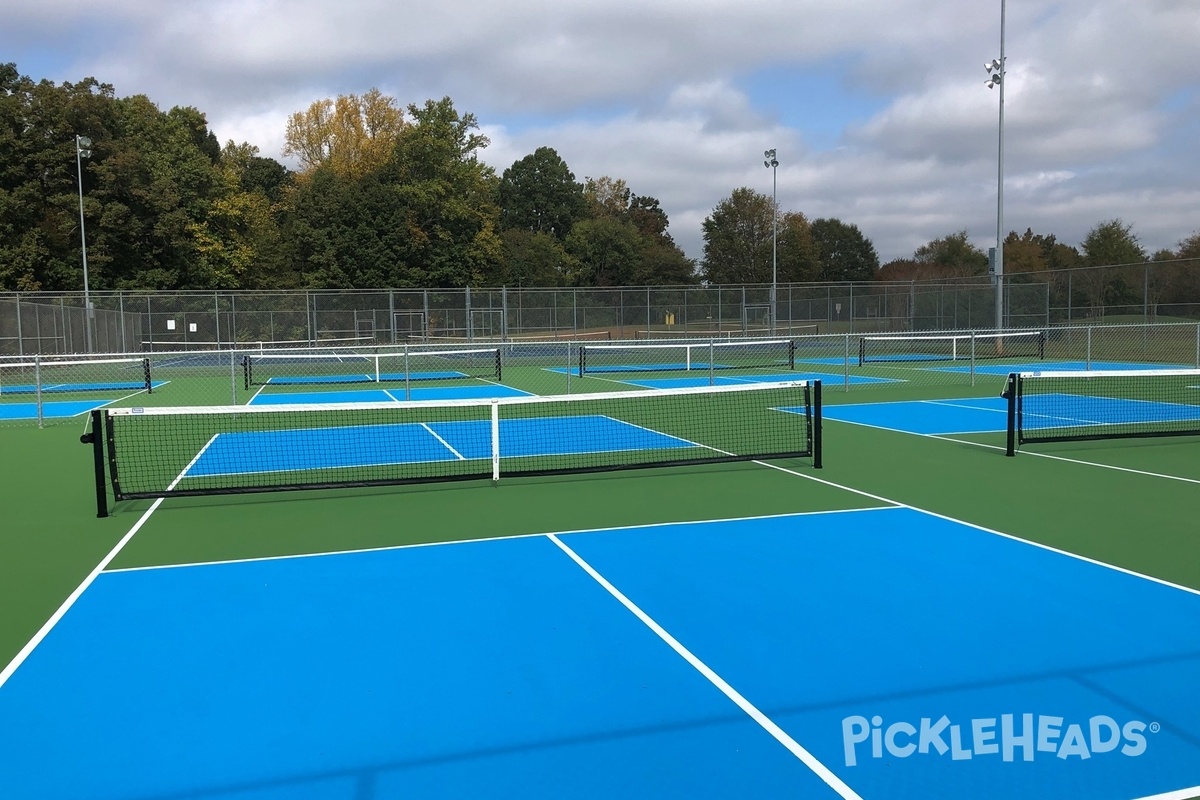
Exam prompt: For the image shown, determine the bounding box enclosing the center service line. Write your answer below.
[546,532,864,800]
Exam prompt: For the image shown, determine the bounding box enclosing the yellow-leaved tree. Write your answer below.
[283,88,406,180]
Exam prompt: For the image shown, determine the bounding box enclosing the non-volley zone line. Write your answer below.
[180,415,701,478]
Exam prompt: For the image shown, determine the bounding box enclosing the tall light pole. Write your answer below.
[764,149,779,335]
[986,0,1006,331]
[75,134,94,352]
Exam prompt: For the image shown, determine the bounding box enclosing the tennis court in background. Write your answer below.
[2,333,1199,800]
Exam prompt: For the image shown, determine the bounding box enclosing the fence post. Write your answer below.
[501,287,509,341]
[15,292,24,357]
[848,283,855,334]
[388,290,396,344]
[970,331,976,387]
[843,334,850,391]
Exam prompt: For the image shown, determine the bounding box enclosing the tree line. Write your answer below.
[1,63,1197,300]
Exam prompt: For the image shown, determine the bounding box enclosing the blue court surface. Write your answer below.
[1,507,1197,799]
[0,399,115,420]
[0,380,165,395]
[816,395,1200,436]
[185,415,696,477]
[249,385,532,405]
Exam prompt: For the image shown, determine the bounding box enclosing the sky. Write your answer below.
[4,0,1199,264]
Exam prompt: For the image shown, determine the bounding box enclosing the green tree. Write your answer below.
[811,218,878,282]
[701,188,774,284]
[1081,219,1145,267]
[777,211,821,283]
[626,194,696,284]
[913,230,988,275]
[701,188,814,284]
[184,142,293,289]
[1078,219,1146,316]
[285,97,501,289]
[497,147,585,239]
[0,67,121,290]
[85,95,226,288]
[500,229,575,287]
[565,217,642,286]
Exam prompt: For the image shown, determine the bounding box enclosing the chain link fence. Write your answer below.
[4,320,1198,427]
[1,279,1057,356]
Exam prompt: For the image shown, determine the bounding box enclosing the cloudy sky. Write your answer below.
[5,0,1199,263]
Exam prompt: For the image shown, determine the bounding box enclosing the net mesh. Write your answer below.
[1010,368,1200,446]
[243,348,501,387]
[0,357,151,395]
[97,381,820,504]
[858,331,1045,364]
[579,340,796,374]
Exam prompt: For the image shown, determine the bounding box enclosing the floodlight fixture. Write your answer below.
[75,134,94,351]
[985,0,1007,330]
[763,149,779,334]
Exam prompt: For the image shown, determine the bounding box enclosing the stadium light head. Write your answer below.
[76,135,92,158]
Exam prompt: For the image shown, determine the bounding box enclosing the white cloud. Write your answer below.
[4,0,1199,264]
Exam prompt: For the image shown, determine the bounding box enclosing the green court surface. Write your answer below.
[1,359,1197,800]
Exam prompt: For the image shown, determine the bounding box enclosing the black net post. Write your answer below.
[143,357,153,394]
[1004,373,1018,457]
[812,380,823,469]
[86,409,109,517]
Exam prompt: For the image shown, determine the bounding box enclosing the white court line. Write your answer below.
[105,507,884,574]
[546,532,864,800]
[926,434,1200,486]
[420,422,466,460]
[69,383,167,420]
[922,398,1008,415]
[0,434,218,692]
[751,460,1200,598]
[247,383,268,404]
[1132,785,1200,800]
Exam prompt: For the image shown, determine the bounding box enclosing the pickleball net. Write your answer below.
[858,331,1045,365]
[0,356,152,396]
[1004,368,1200,454]
[243,347,501,388]
[578,339,796,374]
[86,380,821,516]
